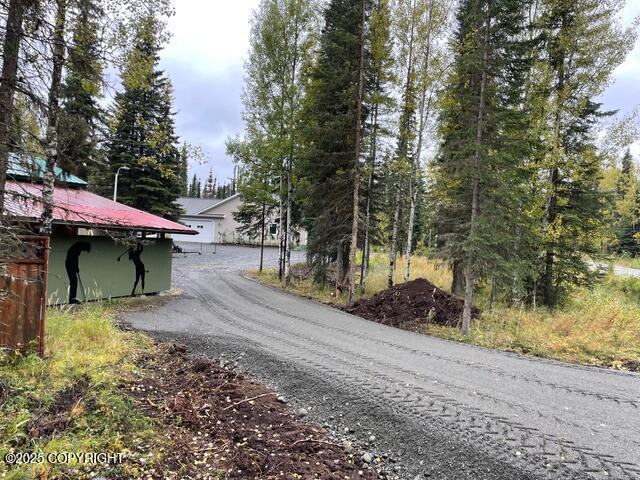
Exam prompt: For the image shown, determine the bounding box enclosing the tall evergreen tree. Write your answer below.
[202,169,216,198]
[102,17,182,220]
[177,144,189,196]
[188,173,200,198]
[533,0,636,306]
[301,0,371,287]
[57,0,104,179]
[432,0,535,334]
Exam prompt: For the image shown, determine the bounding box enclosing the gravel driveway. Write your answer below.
[126,245,640,480]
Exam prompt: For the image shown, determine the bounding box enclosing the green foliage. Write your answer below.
[57,0,104,180]
[202,169,217,199]
[0,304,158,479]
[231,0,316,253]
[177,144,189,196]
[431,0,536,299]
[187,173,201,198]
[531,0,636,306]
[301,0,371,279]
[100,17,182,220]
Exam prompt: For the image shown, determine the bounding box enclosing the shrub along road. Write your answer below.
[126,245,640,480]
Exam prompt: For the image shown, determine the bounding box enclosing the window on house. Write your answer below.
[269,223,278,235]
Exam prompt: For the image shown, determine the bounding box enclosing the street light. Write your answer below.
[113,166,130,202]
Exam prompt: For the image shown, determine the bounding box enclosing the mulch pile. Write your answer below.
[344,278,480,328]
[125,343,384,480]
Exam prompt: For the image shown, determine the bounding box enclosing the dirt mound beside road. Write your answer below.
[128,342,385,479]
[344,278,480,328]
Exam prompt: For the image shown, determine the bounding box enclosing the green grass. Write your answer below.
[0,303,161,479]
[249,255,640,370]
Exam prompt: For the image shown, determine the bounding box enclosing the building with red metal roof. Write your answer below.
[2,155,196,304]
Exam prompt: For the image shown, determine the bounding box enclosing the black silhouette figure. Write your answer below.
[65,241,91,304]
[118,243,146,296]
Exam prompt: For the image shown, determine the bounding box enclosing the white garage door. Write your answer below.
[173,219,215,243]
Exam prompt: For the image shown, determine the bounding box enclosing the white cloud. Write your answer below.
[160,1,260,182]
[162,1,259,75]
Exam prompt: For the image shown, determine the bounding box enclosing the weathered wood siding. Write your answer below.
[0,237,48,355]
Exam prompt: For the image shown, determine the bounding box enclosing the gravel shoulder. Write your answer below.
[124,245,640,480]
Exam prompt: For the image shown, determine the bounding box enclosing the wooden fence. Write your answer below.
[0,236,49,356]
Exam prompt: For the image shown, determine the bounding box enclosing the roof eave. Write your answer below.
[9,217,198,235]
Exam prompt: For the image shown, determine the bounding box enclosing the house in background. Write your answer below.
[173,194,307,246]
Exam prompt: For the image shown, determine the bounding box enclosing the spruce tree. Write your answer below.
[432,0,535,333]
[202,169,216,199]
[103,17,182,220]
[57,0,104,179]
[187,174,197,197]
[534,0,636,306]
[177,144,189,196]
[301,0,371,285]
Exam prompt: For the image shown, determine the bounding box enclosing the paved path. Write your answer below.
[127,245,640,480]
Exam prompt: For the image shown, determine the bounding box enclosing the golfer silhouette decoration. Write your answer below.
[118,243,146,296]
[65,241,91,304]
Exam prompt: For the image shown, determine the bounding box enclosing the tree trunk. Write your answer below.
[259,202,266,272]
[404,0,434,283]
[451,260,465,295]
[277,174,285,279]
[388,183,401,288]
[389,1,416,289]
[360,101,379,290]
[0,0,26,215]
[462,0,491,337]
[284,155,293,284]
[40,0,67,236]
[348,0,367,304]
[336,238,345,298]
[541,12,566,308]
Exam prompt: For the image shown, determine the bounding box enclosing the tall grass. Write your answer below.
[0,304,158,478]
[426,276,640,368]
[364,253,451,295]
[249,254,640,369]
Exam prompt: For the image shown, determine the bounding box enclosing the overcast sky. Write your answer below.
[159,0,640,184]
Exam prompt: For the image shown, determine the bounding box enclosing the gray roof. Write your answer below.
[178,197,224,215]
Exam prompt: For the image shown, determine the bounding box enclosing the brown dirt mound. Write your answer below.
[124,342,385,479]
[344,278,480,328]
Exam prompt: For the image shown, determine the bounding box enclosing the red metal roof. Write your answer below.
[4,181,197,235]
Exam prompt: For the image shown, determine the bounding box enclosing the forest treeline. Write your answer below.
[0,0,639,334]
[229,0,640,334]
[0,0,227,226]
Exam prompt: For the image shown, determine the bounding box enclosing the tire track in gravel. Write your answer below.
[231,274,640,408]
[126,246,640,480]
[186,274,639,480]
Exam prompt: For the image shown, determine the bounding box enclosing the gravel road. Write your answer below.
[126,245,640,480]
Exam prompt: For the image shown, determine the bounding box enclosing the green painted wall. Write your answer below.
[47,234,172,304]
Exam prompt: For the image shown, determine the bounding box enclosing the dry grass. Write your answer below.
[248,253,640,370]
[363,252,451,296]
[425,277,640,369]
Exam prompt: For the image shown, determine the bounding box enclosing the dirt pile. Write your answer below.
[344,278,480,328]
[126,342,385,479]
